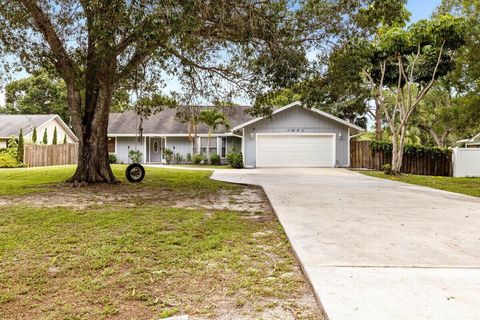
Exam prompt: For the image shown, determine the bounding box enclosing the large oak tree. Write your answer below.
[0,0,347,183]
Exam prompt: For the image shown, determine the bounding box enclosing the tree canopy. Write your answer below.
[0,0,359,183]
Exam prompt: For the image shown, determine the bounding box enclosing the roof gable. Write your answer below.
[231,101,364,132]
[0,114,57,138]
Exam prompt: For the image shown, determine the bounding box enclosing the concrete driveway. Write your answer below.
[211,168,480,320]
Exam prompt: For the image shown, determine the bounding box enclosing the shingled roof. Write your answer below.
[108,106,255,135]
[0,114,57,138]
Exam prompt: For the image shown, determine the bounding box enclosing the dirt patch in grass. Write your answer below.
[0,183,269,214]
[0,168,323,320]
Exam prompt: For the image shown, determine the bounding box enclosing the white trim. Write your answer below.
[148,137,151,163]
[231,101,364,132]
[255,133,336,168]
[107,133,229,138]
[255,132,335,136]
[231,133,243,139]
[471,132,480,141]
[143,136,147,163]
[347,128,351,167]
[242,128,245,166]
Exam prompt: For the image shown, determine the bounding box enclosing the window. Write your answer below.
[221,137,227,158]
[108,137,116,153]
[200,137,217,155]
[153,140,159,153]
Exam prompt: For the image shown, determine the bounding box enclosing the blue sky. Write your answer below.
[408,0,442,22]
[0,1,442,106]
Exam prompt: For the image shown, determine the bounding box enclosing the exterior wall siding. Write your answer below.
[243,106,350,167]
[36,118,76,144]
[116,137,145,164]
[166,137,192,162]
[0,139,6,149]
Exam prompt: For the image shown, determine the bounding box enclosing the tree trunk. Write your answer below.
[375,106,383,140]
[206,131,211,163]
[67,80,117,184]
[69,133,116,184]
[391,126,406,175]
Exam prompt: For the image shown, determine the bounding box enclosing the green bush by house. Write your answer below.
[210,154,221,165]
[193,153,203,164]
[227,152,243,168]
[0,153,18,168]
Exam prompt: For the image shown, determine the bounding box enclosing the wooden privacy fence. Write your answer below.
[24,143,78,167]
[350,140,453,176]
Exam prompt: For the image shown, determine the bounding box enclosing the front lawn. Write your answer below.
[360,170,480,197]
[0,165,320,319]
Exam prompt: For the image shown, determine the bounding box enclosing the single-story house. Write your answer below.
[0,114,77,148]
[457,132,480,148]
[108,101,364,168]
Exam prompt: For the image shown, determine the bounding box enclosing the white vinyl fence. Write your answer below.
[452,148,480,177]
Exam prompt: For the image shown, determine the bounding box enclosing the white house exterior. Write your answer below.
[232,102,364,168]
[0,114,77,148]
[108,102,364,167]
[108,106,248,164]
[457,132,480,148]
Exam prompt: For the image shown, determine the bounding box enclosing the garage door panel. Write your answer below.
[256,134,334,167]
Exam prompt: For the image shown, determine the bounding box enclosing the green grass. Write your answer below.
[360,170,480,197]
[0,164,233,196]
[0,165,319,319]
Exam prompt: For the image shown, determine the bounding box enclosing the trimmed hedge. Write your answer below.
[370,140,450,158]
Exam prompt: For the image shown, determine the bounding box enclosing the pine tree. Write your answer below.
[42,128,48,144]
[52,127,58,145]
[17,128,24,163]
[63,134,67,144]
[32,126,37,144]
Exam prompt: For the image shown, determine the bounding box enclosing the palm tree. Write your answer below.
[199,108,230,162]
[176,106,200,154]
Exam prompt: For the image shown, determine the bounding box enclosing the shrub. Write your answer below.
[128,149,143,163]
[227,152,243,168]
[17,129,24,164]
[174,153,184,164]
[108,153,117,164]
[193,153,203,164]
[383,163,392,174]
[7,138,18,159]
[0,153,18,168]
[210,154,221,165]
[164,148,174,164]
[52,127,58,145]
[186,153,192,162]
[32,126,37,144]
[42,128,48,144]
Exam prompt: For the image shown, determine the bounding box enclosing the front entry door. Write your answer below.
[150,137,162,162]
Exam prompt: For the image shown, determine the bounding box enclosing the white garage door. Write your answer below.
[256,134,335,167]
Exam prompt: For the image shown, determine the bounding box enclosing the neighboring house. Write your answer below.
[457,132,480,148]
[0,114,78,148]
[108,101,364,167]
